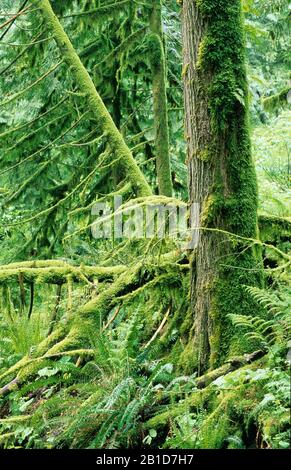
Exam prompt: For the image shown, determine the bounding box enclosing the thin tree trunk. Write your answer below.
[149,0,173,197]
[33,0,151,198]
[181,0,263,373]
[48,283,62,336]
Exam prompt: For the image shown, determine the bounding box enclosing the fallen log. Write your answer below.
[195,350,265,389]
[0,254,189,397]
[146,350,266,429]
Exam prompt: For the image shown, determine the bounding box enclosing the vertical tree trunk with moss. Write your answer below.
[181,0,263,373]
[33,0,151,198]
[149,0,173,197]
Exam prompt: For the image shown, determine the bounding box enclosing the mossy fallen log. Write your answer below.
[146,350,265,429]
[0,253,189,396]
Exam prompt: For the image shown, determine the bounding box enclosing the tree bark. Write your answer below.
[33,0,151,197]
[149,0,173,197]
[182,0,263,373]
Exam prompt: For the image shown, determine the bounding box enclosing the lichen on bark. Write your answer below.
[181,0,264,373]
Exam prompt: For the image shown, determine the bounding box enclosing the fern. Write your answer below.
[245,286,291,316]
[229,285,291,350]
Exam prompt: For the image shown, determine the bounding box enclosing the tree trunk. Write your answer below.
[181,0,263,373]
[149,0,173,197]
[33,0,151,198]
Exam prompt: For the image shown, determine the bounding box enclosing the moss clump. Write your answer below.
[195,147,212,162]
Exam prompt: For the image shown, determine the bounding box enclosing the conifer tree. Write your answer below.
[32,0,151,198]
[181,0,263,372]
[149,0,173,196]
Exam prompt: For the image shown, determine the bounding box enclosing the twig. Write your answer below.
[144,307,171,349]
[0,7,29,30]
[102,305,121,332]
[0,1,29,39]
[195,350,266,387]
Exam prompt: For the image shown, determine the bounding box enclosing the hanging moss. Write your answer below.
[94,28,147,72]
[32,0,151,198]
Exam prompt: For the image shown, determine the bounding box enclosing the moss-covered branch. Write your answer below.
[32,0,151,197]
[262,87,290,112]
[62,0,130,19]
[258,214,291,243]
[0,252,188,392]
[0,262,126,285]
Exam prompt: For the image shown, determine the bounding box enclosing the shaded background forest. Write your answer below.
[0,0,290,449]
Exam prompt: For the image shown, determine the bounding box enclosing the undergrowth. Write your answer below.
[0,276,290,449]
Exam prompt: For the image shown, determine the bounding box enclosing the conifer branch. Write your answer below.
[0,61,63,108]
[32,0,151,197]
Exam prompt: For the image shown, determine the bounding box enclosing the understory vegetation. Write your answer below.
[0,0,290,449]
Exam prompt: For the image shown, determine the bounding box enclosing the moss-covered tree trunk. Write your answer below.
[149,0,173,197]
[181,0,263,373]
[33,0,151,198]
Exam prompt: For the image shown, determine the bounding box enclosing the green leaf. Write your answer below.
[37,367,59,378]
[19,398,34,413]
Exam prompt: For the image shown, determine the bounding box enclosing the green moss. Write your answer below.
[148,0,173,197]
[179,341,199,373]
[33,0,151,198]
[196,147,212,162]
[35,325,68,356]
[258,215,291,244]
[183,0,264,371]
[147,33,163,70]
[199,393,238,448]
[147,356,274,448]
[262,87,290,112]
